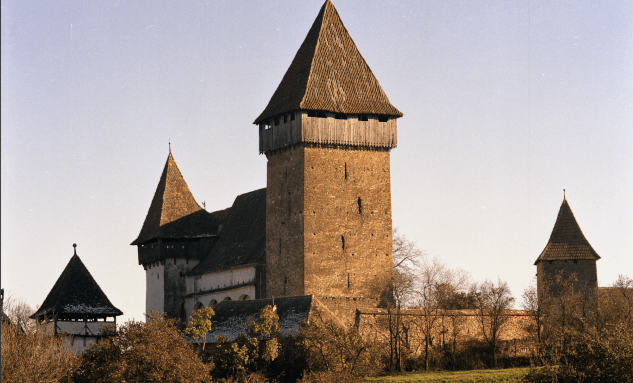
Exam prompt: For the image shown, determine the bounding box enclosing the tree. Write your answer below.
[73,311,212,383]
[1,294,79,383]
[539,272,587,352]
[184,306,215,352]
[213,305,282,377]
[300,308,378,377]
[373,228,424,372]
[471,278,515,367]
[392,227,424,278]
[521,279,545,358]
[600,274,633,329]
[414,257,468,370]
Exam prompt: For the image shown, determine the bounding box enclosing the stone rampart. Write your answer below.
[355,308,535,356]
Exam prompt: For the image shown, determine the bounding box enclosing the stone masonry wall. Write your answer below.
[163,257,198,323]
[265,144,393,305]
[318,296,381,327]
[266,146,305,298]
[356,309,535,356]
[303,146,393,299]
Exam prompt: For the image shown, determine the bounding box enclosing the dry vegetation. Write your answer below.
[1,295,79,383]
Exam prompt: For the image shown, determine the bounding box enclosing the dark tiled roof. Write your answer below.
[188,189,266,276]
[132,153,220,245]
[207,296,313,342]
[254,0,402,124]
[535,199,601,264]
[31,252,123,319]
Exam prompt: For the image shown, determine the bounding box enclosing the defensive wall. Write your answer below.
[355,308,535,356]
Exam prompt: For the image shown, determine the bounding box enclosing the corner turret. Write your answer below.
[535,196,600,315]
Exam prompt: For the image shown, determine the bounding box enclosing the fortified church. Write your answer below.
[131,0,603,330]
[132,0,401,326]
[24,1,606,352]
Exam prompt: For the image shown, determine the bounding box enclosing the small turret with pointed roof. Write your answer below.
[31,244,122,321]
[535,194,600,310]
[535,196,601,265]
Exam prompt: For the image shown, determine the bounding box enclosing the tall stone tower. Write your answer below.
[132,152,221,321]
[254,0,402,317]
[534,197,601,311]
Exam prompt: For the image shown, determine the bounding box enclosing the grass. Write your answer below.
[365,366,535,383]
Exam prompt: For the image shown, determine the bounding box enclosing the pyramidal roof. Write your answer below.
[534,198,601,264]
[132,152,216,246]
[32,246,122,319]
[254,0,402,124]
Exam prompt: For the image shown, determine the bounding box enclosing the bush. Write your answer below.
[562,323,633,382]
[73,311,212,383]
[300,315,380,377]
[523,323,633,383]
[213,305,283,378]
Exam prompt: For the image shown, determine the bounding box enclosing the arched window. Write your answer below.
[209,300,218,309]
[222,296,232,301]
[238,294,251,301]
[193,302,204,311]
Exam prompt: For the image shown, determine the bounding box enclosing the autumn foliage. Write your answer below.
[72,311,211,383]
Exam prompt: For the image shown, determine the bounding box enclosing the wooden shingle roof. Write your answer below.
[254,0,402,124]
[132,153,219,245]
[534,199,601,264]
[31,247,122,319]
[188,188,266,276]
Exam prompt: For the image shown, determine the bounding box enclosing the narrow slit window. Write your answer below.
[347,273,350,288]
[341,236,345,250]
[358,114,368,122]
[358,197,362,214]
[279,239,282,256]
[345,163,347,179]
[284,114,288,123]
[274,117,280,126]
[290,112,295,121]
[378,115,389,122]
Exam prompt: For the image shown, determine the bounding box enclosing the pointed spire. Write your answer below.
[254,0,402,124]
[131,152,204,245]
[534,198,601,264]
[31,250,122,320]
[73,243,77,255]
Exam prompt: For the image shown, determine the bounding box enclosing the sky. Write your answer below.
[2,0,631,324]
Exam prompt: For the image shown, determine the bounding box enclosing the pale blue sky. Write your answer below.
[2,0,631,323]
